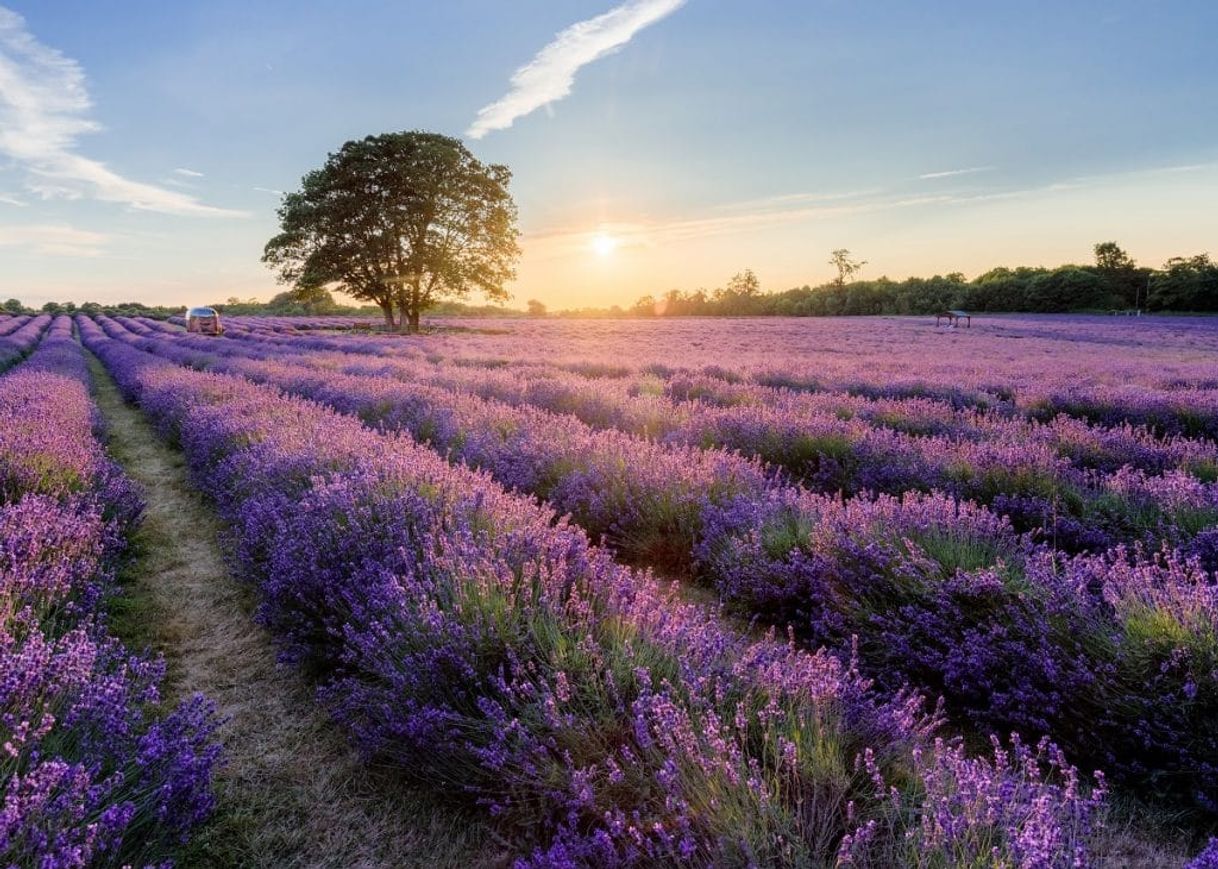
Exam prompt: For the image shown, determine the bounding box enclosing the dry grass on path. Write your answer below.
[88,355,504,869]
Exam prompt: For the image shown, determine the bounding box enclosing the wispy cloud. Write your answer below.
[1047,160,1218,192]
[1143,162,1210,175]
[918,166,994,180]
[0,7,244,217]
[711,188,885,212]
[467,0,685,139]
[0,192,25,206]
[252,186,284,196]
[173,167,205,177]
[525,191,964,260]
[0,222,107,256]
[527,157,1218,261]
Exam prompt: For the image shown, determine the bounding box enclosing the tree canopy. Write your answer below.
[1094,241,1135,272]
[621,242,1215,318]
[262,131,520,332]
[829,249,867,288]
[1150,254,1218,311]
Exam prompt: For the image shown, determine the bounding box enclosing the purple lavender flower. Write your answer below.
[1,321,220,865]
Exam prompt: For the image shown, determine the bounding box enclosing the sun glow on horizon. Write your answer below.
[590,232,619,257]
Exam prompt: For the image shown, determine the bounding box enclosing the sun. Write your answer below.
[591,232,618,257]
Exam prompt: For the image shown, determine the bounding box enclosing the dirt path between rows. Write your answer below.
[87,355,501,869]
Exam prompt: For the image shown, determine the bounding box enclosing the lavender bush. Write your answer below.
[93,314,1218,818]
[81,317,1111,864]
[0,318,220,866]
[110,314,1218,555]
[0,315,49,373]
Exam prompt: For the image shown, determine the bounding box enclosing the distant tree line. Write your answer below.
[626,243,1218,317]
[202,288,366,317]
[9,242,1215,321]
[0,292,343,319]
[3,288,529,320]
[213,289,528,318]
[4,298,183,319]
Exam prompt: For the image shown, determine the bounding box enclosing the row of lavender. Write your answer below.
[0,317,219,866]
[127,316,1218,553]
[220,314,376,331]
[102,315,1218,819]
[163,317,1218,558]
[0,314,50,372]
[79,315,1115,865]
[198,316,1218,519]
[206,314,1218,440]
[167,314,378,334]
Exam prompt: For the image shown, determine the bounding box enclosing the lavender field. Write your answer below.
[5,312,1218,866]
[0,316,220,866]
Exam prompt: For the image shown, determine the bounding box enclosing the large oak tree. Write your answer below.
[263,131,520,332]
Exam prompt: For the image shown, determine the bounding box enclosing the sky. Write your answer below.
[1,0,1216,310]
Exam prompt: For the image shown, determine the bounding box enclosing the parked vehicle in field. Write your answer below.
[186,307,224,335]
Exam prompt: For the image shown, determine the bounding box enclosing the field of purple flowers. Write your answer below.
[10,311,1212,865]
[85,314,1218,862]
[0,316,220,866]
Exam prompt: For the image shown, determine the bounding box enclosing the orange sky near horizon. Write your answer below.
[6,160,1216,312]
[502,160,1218,310]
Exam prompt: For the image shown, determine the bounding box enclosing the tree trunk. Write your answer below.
[397,286,422,333]
[379,301,395,331]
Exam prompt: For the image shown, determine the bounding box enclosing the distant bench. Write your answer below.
[935,310,971,328]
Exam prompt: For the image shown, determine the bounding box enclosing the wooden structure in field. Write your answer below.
[935,310,971,328]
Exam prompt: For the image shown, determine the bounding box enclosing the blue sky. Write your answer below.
[1,0,1216,308]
